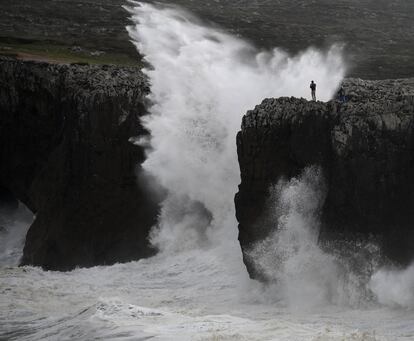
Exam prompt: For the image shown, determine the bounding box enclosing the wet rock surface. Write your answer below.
[0,57,160,270]
[235,78,414,279]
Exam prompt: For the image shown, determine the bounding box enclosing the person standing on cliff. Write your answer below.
[310,80,316,101]
[338,85,346,103]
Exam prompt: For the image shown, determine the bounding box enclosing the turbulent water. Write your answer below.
[1,2,414,340]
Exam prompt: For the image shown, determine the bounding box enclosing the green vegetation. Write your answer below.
[0,37,143,67]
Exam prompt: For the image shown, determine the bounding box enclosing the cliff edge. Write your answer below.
[235,78,414,279]
[0,58,160,270]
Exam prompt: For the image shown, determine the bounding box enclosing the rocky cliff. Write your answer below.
[235,78,414,279]
[0,57,161,270]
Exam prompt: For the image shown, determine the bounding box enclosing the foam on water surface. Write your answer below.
[2,256,414,340]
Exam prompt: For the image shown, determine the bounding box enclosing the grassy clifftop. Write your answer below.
[0,37,142,66]
[0,0,141,66]
[1,0,413,76]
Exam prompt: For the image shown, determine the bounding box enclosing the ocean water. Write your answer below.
[1,2,414,340]
[2,249,414,340]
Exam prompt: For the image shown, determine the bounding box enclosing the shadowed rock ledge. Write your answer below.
[235,78,414,279]
[0,57,160,270]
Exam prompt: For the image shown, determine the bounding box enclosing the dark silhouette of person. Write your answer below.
[310,81,316,101]
[338,86,346,103]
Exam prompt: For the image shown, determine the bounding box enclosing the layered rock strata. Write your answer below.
[0,57,160,270]
[235,78,414,279]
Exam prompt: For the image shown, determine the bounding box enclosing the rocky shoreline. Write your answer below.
[2,57,414,275]
[235,78,414,279]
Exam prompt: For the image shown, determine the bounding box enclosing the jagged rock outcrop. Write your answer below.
[0,57,161,270]
[235,78,414,279]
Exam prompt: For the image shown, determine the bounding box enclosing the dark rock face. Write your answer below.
[0,186,19,212]
[0,58,160,270]
[235,78,414,279]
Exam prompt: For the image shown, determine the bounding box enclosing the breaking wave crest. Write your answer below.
[125,1,345,258]
[125,1,414,312]
[247,167,380,310]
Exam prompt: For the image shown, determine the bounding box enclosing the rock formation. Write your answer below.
[0,57,161,270]
[235,78,414,279]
